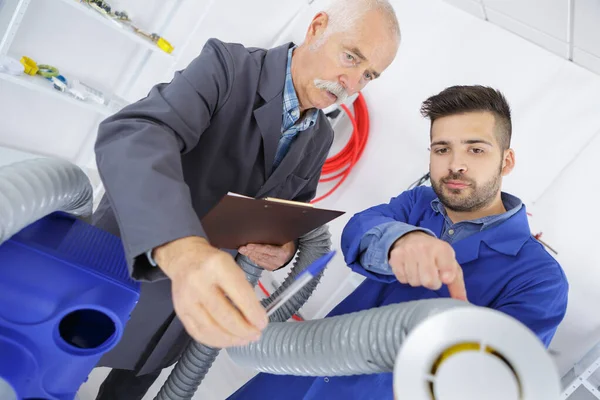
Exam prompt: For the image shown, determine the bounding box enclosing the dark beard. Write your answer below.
[431,166,502,213]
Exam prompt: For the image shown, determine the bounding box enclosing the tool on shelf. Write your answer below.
[80,0,174,54]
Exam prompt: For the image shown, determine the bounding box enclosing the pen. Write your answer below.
[265,250,336,317]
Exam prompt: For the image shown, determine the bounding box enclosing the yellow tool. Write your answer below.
[20,56,38,76]
[157,37,174,54]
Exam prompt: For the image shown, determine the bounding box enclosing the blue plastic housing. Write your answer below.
[0,212,140,399]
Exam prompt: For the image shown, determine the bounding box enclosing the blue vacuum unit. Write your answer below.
[0,212,140,400]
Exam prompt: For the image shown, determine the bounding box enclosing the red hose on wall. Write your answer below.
[311,92,370,204]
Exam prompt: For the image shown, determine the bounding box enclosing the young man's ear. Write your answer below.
[501,149,515,176]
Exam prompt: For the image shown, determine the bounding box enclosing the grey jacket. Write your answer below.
[92,38,333,373]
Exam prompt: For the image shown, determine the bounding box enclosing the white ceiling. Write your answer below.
[443,0,600,76]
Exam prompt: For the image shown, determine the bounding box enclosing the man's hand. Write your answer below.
[154,236,268,348]
[238,241,296,271]
[389,231,468,301]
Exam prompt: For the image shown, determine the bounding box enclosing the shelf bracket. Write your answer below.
[0,0,31,55]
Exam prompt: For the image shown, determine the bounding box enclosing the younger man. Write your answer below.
[229,85,569,400]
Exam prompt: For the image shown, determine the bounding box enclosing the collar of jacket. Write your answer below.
[257,41,296,102]
[418,203,532,265]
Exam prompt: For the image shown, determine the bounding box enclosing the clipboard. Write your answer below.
[200,192,345,249]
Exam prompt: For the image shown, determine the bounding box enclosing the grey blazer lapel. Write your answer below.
[254,99,282,178]
[256,125,316,198]
[253,42,294,178]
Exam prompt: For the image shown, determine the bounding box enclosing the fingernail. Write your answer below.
[441,272,453,282]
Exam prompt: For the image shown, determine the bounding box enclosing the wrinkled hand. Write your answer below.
[238,241,296,271]
[389,231,468,301]
[154,236,268,348]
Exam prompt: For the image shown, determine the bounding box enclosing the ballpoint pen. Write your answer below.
[265,250,336,317]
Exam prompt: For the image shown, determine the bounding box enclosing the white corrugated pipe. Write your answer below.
[0,158,93,245]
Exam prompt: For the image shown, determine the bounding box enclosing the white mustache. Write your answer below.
[313,79,349,104]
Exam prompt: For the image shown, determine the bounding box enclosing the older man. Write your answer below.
[92,0,401,398]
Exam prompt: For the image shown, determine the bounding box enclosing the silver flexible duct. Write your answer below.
[155,225,333,400]
[227,298,472,376]
[0,158,93,245]
[260,225,331,323]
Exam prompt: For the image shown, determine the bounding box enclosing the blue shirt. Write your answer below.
[272,47,318,169]
[360,192,523,275]
[228,186,568,400]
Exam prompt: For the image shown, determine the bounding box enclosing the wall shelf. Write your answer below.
[0,69,122,116]
[0,0,175,57]
[0,0,177,116]
[55,0,174,58]
[0,0,187,166]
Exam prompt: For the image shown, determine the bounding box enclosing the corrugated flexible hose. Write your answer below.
[0,158,93,246]
[227,298,472,376]
[154,225,332,400]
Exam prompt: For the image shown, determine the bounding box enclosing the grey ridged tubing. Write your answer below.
[155,225,332,400]
[154,254,264,400]
[228,298,472,376]
[261,224,331,323]
[0,158,93,245]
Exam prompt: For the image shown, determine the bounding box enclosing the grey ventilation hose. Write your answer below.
[0,158,93,245]
[227,298,472,376]
[154,225,333,400]
[261,225,331,323]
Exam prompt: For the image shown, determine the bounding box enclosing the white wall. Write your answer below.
[526,135,600,377]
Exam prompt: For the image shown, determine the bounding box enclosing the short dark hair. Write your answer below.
[420,85,512,150]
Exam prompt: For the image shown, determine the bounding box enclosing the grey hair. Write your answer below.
[319,0,400,42]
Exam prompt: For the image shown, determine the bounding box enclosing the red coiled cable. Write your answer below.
[311,92,370,203]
